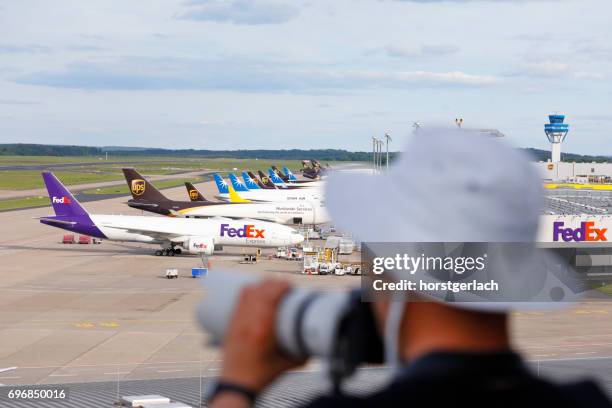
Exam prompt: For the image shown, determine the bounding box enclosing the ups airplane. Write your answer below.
[39,172,303,256]
[123,169,330,225]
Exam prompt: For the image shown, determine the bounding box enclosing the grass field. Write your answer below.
[81,177,204,195]
[0,170,124,190]
[0,155,302,169]
[599,284,612,296]
[0,157,303,190]
[0,196,50,211]
[0,177,206,211]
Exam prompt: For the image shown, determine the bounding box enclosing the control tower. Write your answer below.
[544,114,569,162]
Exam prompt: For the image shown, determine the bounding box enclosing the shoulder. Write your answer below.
[302,378,612,408]
[557,380,612,408]
[302,382,432,408]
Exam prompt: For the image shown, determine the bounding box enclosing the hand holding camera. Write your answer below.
[219,279,305,393]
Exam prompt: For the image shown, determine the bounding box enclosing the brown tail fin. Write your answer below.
[122,168,169,201]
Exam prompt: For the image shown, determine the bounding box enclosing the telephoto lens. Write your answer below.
[197,272,384,383]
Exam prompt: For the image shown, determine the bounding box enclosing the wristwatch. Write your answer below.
[207,380,258,405]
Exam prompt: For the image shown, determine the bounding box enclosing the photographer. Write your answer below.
[208,130,611,407]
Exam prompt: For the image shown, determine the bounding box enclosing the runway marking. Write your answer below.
[573,351,597,355]
[73,322,95,329]
[156,369,184,373]
[0,376,21,380]
[578,310,609,315]
[104,372,130,375]
[49,373,77,377]
[98,321,120,328]
[71,321,121,329]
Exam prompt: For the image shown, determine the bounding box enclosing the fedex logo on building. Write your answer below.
[52,196,71,204]
[220,224,265,238]
[553,221,607,242]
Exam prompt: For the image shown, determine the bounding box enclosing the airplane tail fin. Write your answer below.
[283,166,298,181]
[228,184,251,203]
[185,182,207,202]
[228,173,249,192]
[42,172,89,217]
[271,165,289,182]
[122,168,169,201]
[213,173,229,194]
[258,170,276,188]
[247,171,270,189]
[268,169,286,185]
[241,172,261,190]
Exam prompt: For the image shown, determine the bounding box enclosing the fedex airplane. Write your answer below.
[39,172,303,256]
[214,174,323,203]
[122,169,330,225]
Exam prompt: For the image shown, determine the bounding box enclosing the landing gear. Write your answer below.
[155,247,181,256]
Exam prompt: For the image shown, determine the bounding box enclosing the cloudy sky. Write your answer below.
[0,0,610,153]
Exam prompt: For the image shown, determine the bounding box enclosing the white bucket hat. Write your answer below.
[325,128,583,311]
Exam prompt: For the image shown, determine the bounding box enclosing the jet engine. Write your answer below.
[183,236,215,255]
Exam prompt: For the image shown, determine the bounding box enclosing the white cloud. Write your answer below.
[368,43,460,58]
[15,56,498,91]
[516,61,570,77]
[177,0,300,25]
[509,60,606,80]
[573,71,605,80]
[337,69,497,86]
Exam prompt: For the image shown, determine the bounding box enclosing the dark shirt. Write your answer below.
[306,351,611,408]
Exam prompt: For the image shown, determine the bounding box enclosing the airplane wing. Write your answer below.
[104,225,186,243]
[168,209,279,223]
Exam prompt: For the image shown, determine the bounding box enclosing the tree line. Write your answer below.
[0,143,609,163]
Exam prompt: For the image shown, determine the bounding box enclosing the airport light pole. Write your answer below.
[377,139,383,172]
[372,137,377,173]
[384,132,392,171]
[376,138,380,173]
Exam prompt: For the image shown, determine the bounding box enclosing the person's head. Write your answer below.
[325,128,546,365]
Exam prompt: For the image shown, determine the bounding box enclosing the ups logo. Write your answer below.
[131,179,146,196]
[262,176,270,184]
[189,189,199,200]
